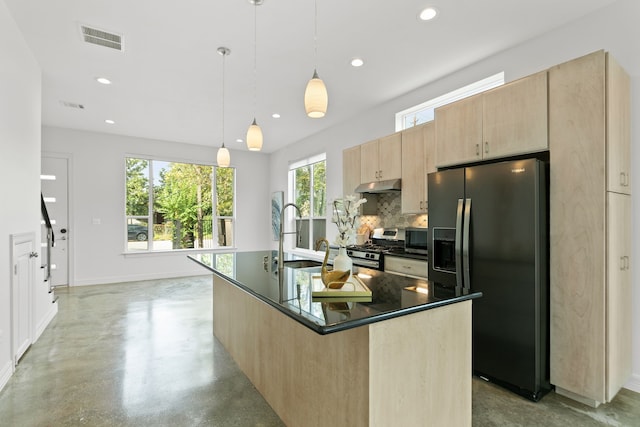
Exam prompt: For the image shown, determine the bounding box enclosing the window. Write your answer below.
[395,72,505,131]
[125,157,235,252]
[289,154,326,251]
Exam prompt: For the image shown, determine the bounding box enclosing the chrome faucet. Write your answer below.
[277,203,302,278]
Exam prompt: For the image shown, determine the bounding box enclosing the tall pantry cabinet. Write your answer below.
[549,50,632,407]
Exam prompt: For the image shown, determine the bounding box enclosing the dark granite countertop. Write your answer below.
[188,250,481,335]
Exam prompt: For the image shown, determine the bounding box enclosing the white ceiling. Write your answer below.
[5,0,617,153]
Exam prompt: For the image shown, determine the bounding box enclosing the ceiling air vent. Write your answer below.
[80,25,123,51]
[60,101,85,109]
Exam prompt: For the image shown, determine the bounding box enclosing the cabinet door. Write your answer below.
[401,126,426,213]
[423,122,436,212]
[343,146,361,196]
[606,54,632,195]
[360,139,379,183]
[378,132,402,180]
[483,71,548,159]
[549,50,607,404]
[606,192,632,400]
[435,94,483,167]
[384,256,428,279]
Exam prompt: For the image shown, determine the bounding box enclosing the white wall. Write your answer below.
[0,0,56,391]
[269,0,640,393]
[42,126,271,285]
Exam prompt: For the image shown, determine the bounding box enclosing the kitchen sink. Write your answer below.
[283,259,322,269]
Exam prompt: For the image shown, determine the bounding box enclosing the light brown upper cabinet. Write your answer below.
[434,93,483,167]
[548,50,631,407]
[360,132,402,183]
[342,145,361,196]
[401,122,435,214]
[435,71,548,168]
[606,56,632,195]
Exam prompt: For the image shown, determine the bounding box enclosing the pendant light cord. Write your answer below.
[313,0,318,70]
[253,2,257,117]
[221,51,225,148]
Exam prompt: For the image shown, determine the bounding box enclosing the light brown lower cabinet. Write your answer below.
[384,255,428,280]
[605,192,632,400]
[213,275,472,426]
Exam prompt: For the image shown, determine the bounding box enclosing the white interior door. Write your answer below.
[41,156,69,286]
[11,232,36,365]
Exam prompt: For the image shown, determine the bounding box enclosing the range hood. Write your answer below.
[355,179,401,193]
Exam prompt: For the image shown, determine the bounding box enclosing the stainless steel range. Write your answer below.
[346,228,405,270]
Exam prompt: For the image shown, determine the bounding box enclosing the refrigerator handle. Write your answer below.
[455,199,464,289]
[462,198,472,290]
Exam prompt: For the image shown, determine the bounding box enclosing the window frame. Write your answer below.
[395,72,505,131]
[124,154,236,254]
[212,166,237,248]
[288,153,327,254]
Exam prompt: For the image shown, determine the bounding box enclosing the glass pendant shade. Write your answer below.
[246,118,263,151]
[304,69,328,118]
[217,145,230,167]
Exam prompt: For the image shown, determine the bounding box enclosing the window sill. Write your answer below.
[122,247,237,257]
[288,248,324,261]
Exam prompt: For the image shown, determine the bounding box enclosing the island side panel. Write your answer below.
[213,276,370,427]
[368,300,472,427]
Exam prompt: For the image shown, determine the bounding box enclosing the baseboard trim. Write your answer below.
[625,373,640,394]
[555,386,600,408]
[73,271,209,287]
[34,301,58,341]
[0,359,13,393]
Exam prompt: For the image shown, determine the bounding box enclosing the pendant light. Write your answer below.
[216,47,231,167]
[246,0,263,151]
[304,0,328,118]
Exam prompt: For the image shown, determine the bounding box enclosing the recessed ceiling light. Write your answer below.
[419,7,438,21]
[272,113,281,119]
[96,77,112,85]
[105,119,115,124]
[351,58,364,67]
[236,138,244,143]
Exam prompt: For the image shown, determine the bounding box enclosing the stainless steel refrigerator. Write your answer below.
[427,158,549,401]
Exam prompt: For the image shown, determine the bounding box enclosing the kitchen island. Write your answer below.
[189,251,481,427]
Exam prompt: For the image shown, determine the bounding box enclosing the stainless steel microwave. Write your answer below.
[404,227,428,255]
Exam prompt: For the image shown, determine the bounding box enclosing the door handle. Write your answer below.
[455,199,464,289]
[462,198,472,290]
[484,141,489,154]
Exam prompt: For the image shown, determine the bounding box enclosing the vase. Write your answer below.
[333,246,353,273]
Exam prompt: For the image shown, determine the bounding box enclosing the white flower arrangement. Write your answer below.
[333,195,367,247]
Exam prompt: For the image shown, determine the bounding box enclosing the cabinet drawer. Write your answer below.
[384,256,428,279]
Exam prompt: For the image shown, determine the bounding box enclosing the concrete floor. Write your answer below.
[1,276,638,426]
